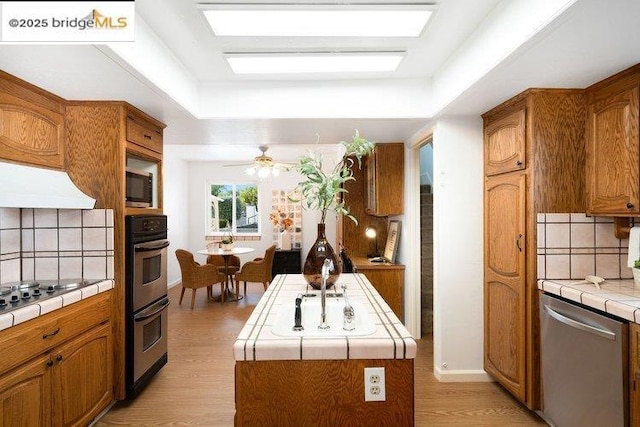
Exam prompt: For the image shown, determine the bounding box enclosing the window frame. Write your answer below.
[205,181,261,237]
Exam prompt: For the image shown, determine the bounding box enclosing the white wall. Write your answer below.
[432,116,489,382]
[163,147,190,287]
[181,161,336,269]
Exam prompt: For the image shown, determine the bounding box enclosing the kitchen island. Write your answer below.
[233,273,416,426]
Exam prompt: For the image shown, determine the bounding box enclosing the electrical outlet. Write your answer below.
[364,367,385,401]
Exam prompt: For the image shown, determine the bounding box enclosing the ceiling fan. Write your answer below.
[224,145,296,178]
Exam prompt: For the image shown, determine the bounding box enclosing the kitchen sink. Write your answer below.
[271,298,377,337]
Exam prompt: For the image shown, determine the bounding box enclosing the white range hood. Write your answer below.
[0,161,96,209]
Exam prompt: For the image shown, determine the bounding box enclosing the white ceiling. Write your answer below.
[0,0,639,162]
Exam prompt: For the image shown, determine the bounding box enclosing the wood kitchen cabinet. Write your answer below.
[585,63,640,216]
[0,292,113,426]
[0,70,66,170]
[631,322,640,427]
[365,142,404,216]
[336,148,405,320]
[352,257,405,321]
[66,102,165,400]
[482,89,586,410]
[484,172,526,401]
[484,108,526,175]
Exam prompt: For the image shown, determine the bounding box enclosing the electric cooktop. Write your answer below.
[0,279,102,313]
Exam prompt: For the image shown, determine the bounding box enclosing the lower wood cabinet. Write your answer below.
[352,257,405,321]
[0,292,113,426]
[631,323,640,427]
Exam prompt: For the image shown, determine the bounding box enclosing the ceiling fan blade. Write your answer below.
[223,162,254,167]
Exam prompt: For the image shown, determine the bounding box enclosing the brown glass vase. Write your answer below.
[303,223,341,290]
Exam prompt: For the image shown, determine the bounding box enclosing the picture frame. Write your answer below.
[383,220,401,264]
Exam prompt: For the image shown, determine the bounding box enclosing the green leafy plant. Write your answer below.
[290,130,375,224]
[634,259,640,269]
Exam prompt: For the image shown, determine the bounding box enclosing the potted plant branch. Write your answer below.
[290,130,375,288]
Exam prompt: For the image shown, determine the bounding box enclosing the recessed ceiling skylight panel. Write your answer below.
[202,9,432,37]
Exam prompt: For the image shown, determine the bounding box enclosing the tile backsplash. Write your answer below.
[537,213,634,280]
[0,208,114,284]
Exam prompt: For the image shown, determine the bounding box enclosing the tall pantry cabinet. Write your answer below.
[482,89,586,409]
[66,101,165,400]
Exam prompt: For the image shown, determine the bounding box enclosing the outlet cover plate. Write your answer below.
[364,367,386,401]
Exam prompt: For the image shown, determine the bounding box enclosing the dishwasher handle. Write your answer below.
[543,304,617,341]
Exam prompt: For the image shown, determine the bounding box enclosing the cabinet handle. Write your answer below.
[144,134,152,140]
[627,202,634,209]
[42,327,60,339]
[516,160,523,166]
[56,354,63,362]
[46,360,53,367]
[516,234,523,252]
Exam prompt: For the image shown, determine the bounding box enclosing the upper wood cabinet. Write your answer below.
[586,64,640,216]
[126,112,163,159]
[0,70,66,170]
[484,108,526,175]
[365,142,404,216]
[482,89,586,410]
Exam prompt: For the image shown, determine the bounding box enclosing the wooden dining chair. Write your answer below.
[175,249,227,309]
[234,245,277,299]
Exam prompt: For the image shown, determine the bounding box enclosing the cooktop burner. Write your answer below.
[0,279,101,312]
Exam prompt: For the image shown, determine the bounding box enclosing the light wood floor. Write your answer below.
[96,284,547,426]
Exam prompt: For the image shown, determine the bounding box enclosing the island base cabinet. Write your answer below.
[235,359,414,426]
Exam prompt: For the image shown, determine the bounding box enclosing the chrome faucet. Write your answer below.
[318,259,333,330]
[342,284,355,331]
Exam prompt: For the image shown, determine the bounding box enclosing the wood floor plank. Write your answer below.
[95,284,546,426]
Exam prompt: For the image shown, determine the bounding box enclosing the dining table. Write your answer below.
[197,246,255,302]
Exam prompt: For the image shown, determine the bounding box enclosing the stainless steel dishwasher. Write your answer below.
[540,293,629,427]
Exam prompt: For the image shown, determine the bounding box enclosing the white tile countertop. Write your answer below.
[0,279,114,332]
[538,278,640,323]
[233,273,416,361]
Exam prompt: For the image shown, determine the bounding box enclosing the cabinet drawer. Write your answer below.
[0,291,111,375]
[126,116,163,154]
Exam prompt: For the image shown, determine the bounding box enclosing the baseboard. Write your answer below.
[433,367,494,382]
[168,279,180,289]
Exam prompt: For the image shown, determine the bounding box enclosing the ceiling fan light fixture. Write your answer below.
[199,4,434,37]
[257,166,272,179]
[245,166,256,176]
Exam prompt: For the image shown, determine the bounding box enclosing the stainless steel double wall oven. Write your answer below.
[125,214,170,399]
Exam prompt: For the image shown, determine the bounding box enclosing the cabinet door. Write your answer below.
[0,355,52,427]
[365,143,404,216]
[0,91,65,170]
[484,108,526,176]
[484,173,527,402]
[586,85,640,215]
[51,323,113,427]
[631,323,640,427]
[358,268,404,321]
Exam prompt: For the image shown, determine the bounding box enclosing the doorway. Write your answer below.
[419,139,433,338]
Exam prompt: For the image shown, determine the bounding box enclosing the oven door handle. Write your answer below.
[134,297,170,321]
[134,239,170,252]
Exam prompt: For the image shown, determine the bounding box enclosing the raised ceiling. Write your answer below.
[0,0,638,160]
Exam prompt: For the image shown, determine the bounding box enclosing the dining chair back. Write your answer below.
[175,249,227,309]
[234,244,277,298]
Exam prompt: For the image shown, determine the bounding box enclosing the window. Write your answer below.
[207,183,260,235]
